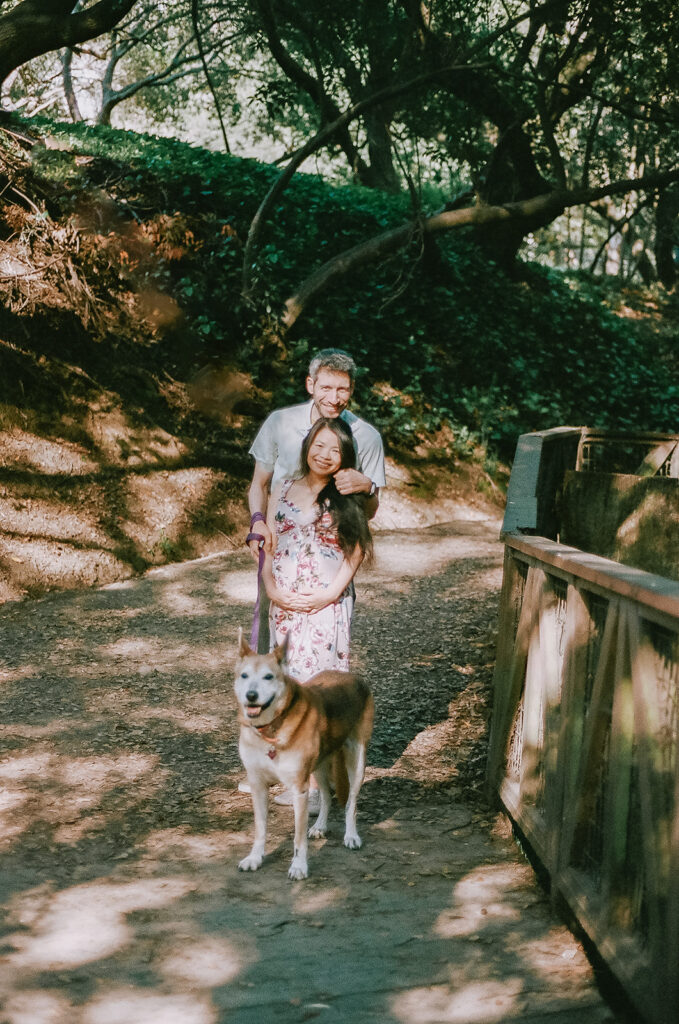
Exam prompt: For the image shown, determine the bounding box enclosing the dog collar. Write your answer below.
[252,720,281,759]
[252,717,282,744]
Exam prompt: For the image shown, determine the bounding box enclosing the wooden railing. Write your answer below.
[487,532,679,1024]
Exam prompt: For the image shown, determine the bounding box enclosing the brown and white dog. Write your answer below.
[234,629,374,880]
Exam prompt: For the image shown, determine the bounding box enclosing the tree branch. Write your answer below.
[241,60,490,301]
[0,0,139,82]
[254,0,369,182]
[191,0,230,153]
[280,167,679,334]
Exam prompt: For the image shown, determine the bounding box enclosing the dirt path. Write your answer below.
[0,520,621,1023]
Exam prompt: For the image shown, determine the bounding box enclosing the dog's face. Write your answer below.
[234,629,289,723]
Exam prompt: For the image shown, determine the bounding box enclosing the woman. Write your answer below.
[262,416,373,682]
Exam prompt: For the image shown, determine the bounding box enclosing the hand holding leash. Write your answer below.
[247,512,273,559]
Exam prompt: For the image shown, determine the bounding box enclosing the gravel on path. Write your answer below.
[0,520,621,1023]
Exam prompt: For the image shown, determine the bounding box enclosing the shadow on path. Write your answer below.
[0,520,620,1023]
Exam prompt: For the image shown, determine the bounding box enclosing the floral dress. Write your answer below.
[269,480,353,682]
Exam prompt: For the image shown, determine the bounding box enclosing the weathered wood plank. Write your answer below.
[487,564,542,792]
[503,532,679,619]
[559,599,619,882]
[628,606,672,1011]
[553,584,592,874]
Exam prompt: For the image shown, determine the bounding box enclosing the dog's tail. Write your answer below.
[332,749,349,807]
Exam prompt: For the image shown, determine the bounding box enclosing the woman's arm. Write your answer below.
[294,544,364,614]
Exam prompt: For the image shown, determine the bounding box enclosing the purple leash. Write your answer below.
[246,512,266,649]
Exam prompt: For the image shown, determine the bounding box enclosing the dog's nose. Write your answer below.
[245,690,259,703]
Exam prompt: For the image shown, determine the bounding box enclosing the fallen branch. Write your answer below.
[280,167,679,333]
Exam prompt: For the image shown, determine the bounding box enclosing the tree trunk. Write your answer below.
[0,0,138,84]
[61,48,83,122]
[362,110,400,192]
[655,186,678,290]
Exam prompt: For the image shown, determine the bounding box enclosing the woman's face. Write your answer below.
[307,427,343,477]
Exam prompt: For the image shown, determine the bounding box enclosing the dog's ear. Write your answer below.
[238,627,253,658]
[273,632,290,665]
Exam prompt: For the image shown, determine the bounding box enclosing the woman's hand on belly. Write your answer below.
[288,588,334,613]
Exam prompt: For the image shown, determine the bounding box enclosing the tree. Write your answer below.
[0,0,140,83]
[235,0,679,325]
[2,1,236,150]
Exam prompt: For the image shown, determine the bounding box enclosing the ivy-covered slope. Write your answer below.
[1,117,677,600]
[16,117,679,460]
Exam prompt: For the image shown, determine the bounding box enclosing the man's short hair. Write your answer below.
[308,348,357,383]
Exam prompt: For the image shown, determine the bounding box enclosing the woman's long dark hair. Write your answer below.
[300,417,373,562]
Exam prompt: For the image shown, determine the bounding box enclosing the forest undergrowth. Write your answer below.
[0,115,676,601]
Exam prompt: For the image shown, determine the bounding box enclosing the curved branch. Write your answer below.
[254,0,367,179]
[98,60,202,125]
[280,167,679,334]
[191,0,230,154]
[241,60,490,301]
[243,0,564,301]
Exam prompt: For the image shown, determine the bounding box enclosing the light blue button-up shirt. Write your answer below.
[249,399,386,488]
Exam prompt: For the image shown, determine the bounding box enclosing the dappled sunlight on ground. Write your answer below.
[150,578,216,618]
[140,826,249,862]
[391,978,525,1024]
[0,429,99,475]
[213,568,258,604]
[121,704,222,732]
[0,748,165,847]
[158,932,245,986]
[96,635,198,664]
[0,523,619,1023]
[391,974,522,1024]
[5,876,194,970]
[433,864,529,937]
[83,988,217,1024]
[0,496,111,546]
[0,533,130,593]
[83,406,186,466]
[293,886,350,915]
[369,527,501,580]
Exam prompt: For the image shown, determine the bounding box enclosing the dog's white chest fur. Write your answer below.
[239,727,301,785]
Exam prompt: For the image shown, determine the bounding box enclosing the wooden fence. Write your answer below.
[487,429,679,1024]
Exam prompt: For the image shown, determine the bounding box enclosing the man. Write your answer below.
[241,348,385,802]
[247,348,386,563]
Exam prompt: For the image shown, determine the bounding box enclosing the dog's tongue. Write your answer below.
[245,706,262,718]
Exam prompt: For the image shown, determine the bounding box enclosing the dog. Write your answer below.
[233,629,374,880]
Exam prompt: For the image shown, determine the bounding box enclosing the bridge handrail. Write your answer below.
[489,429,679,1024]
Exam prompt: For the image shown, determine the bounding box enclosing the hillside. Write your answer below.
[0,117,676,601]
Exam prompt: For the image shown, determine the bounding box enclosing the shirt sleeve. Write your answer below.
[358,428,387,488]
[248,411,278,470]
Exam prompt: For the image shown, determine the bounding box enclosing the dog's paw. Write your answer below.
[288,857,309,880]
[308,823,327,839]
[238,854,263,872]
[343,832,362,850]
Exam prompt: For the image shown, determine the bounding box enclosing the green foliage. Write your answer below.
[23,116,679,461]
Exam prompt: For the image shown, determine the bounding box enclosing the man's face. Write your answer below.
[306,369,353,419]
